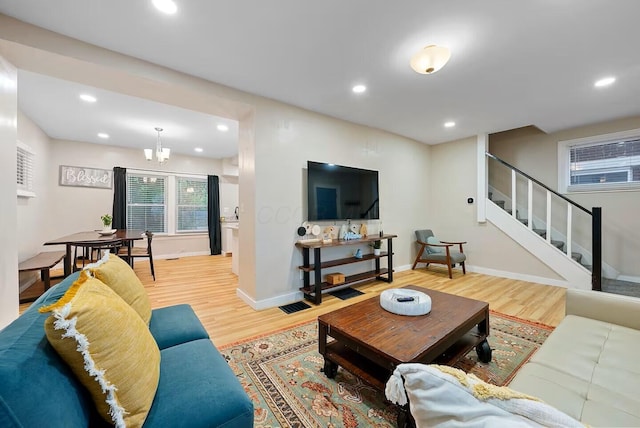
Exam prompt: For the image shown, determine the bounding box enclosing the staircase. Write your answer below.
[486,153,601,290]
[489,192,592,271]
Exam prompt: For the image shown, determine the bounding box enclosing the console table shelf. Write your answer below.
[296,234,396,304]
[298,252,390,271]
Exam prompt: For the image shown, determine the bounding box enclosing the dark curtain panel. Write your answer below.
[112,167,127,229]
[207,175,222,255]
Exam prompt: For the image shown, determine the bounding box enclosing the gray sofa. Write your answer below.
[509,288,640,426]
[0,271,254,427]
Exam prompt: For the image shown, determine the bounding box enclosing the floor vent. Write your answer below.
[329,287,364,300]
[279,301,311,314]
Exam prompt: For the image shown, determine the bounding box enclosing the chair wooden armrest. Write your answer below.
[439,241,466,252]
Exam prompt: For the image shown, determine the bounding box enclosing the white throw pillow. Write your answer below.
[385,364,585,428]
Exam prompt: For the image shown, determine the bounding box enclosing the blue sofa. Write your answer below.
[0,271,254,427]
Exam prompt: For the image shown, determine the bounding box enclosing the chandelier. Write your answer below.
[144,127,170,164]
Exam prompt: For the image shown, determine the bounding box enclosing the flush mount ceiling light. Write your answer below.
[594,76,616,88]
[152,0,177,14]
[410,45,451,74]
[444,121,456,128]
[194,147,203,153]
[217,124,229,132]
[97,133,109,139]
[144,127,170,164]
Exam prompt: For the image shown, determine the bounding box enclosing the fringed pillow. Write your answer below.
[40,271,160,428]
[386,363,585,428]
[88,252,152,324]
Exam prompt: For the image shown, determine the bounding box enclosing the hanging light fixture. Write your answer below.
[145,127,170,164]
[410,45,451,74]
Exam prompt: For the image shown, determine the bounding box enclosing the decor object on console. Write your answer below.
[144,127,170,164]
[372,239,382,256]
[0,255,253,428]
[412,229,467,279]
[410,44,451,74]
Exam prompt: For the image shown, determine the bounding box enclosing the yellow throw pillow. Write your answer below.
[40,271,160,428]
[89,253,152,324]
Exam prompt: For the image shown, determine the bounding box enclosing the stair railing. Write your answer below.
[486,152,602,291]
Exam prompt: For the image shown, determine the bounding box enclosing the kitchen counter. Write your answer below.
[221,222,239,275]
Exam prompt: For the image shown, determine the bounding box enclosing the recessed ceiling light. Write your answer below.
[152,0,177,14]
[444,121,456,128]
[79,94,97,103]
[194,147,203,153]
[97,133,109,139]
[217,124,229,132]
[594,77,616,88]
[352,84,367,94]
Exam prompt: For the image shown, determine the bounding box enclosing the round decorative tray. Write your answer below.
[380,288,432,316]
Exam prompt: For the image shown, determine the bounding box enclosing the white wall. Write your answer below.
[43,138,227,258]
[249,100,431,305]
[16,111,52,288]
[429,137,561,281]
[490,117,640,279]
[0,55,18,328]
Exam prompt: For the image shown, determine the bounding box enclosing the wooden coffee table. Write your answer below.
[318,285,491,425]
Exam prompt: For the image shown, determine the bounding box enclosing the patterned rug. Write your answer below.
[220,311,553,428]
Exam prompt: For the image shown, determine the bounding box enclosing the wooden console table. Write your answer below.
[295,234,396,304]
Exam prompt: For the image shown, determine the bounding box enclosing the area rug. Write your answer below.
[220,311,553,428]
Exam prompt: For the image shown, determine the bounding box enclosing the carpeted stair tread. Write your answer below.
[551,240,564,250]
[571,252,582,263]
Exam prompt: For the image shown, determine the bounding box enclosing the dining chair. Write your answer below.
[72,239,123,271]
[118,231,155,280]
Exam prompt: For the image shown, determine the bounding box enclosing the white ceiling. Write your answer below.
[18,71,240,158]
[1,1,640,152]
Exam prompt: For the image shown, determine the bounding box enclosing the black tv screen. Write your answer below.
[307,161,379,221]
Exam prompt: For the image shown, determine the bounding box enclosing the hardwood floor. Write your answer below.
[20,255,566,346]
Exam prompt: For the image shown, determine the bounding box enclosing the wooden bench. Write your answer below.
[18,251,66,303]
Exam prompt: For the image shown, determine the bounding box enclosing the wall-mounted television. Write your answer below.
[307,161,379,221]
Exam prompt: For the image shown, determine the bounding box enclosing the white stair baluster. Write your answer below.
[567,203,572,257]
[511,170,517,218]
[546,191,552,244]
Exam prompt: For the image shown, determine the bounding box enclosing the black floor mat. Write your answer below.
[329,287,364,300]
[279,301,311,314]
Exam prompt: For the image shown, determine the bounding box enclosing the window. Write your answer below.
[176,177,208,232]
[558,129,640,193]
[125,171,209,235]
[17,141,35,198]
[126,174,166,233]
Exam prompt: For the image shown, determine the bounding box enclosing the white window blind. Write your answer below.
[176,177,208,232]
[126,174,166,233]
[569,138,640,187]
[17,141,35,198]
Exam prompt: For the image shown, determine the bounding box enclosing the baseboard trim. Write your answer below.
[616,274,640,284]
[465,265,574,289]
[237,288,304,311]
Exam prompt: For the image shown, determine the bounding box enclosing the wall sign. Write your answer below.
[59,165,113,189]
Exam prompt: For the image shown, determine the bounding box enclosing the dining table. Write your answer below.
[44,229,145,277]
